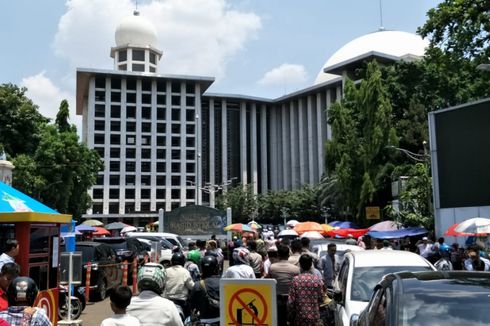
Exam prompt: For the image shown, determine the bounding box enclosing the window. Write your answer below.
[157,123,165,133]
[94,120,105,131]
[95,77,105,88]
[150,53,156,64]
[126,162,135,172]
[133,50,145,61]
[171,163,180,172]
[119,64,127,71]
[142,149,151,159]
[171,176,180,186]
[142,122,152,133]
[127,78,136,90]
[171,137,180,147]
[140,202,151,212]
[141,162,151,172]
[186,84,195,94]
[142,107,151,119]
[186,150,195,160]
[156,176,165,186]
[186,189,195,199]
[110,135,120,145]
[125,175,135,185]
[109,203,119,214]
[110,161,120,172]
[171,189,180,200]
[142,94,151,104]
[141,189,151,199]
[111,92,121,102]
[186,110,195,121]
[118,50,127,62]
[187,97,195,107]
[157,162,165,172]
[125,203,135,213]
[95,104,105,117]
[141,135,151,145]
[125,189,135,198]
[111,121,120,131]
[186,163,195,173]
[95,91,105,102]
[95,147,104,157]
[142,79,152,91]
[157,108,165,120]
[171,96,181,106]
[157,95,166,105]
[150,67,156,73]
[126,136,135,145]
[133,64,145,72]
[157,80,166,92]
[92,203,103,214]
[109,189,119,200]
[141,175,151,186]
[157,136,165,146]
[109,175,119,185]
[156,189,165,199]
[171,82,180,93]
[172,109,180,121]
[126,106,136,118]
[93,188,103,199]
[126,121,136,132]
[110,148,120,158]
[186,138,195,147]
[111,78,121,89]
[110,105,120,118]
[157,149,165,158]
[186,125,195,134]
[171,124,180,134]
[171,150,181,160]
[126,93,136,103]
[94,134,104,144]
[96,175,104,185]
[126,148,135,158]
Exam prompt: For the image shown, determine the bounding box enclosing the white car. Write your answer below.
[314,243,365,272]
[333,250,436,326]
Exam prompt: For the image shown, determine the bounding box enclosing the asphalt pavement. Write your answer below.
[79,298,111,325]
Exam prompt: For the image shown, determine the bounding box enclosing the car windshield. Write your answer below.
[351,266,432,302]
[400,282,490,325]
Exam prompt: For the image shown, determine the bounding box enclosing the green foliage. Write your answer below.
[385,163,433,230]
[4,93,104,220]
[323,61,397,223]
[0,84,49,156]
[216,184,257,223]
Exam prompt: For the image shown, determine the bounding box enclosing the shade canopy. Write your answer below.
[278,229,298,237]
[294,221,323,235]
[300,231,324,239]
[105,222,130,230]
[224,223,255,233]
[82,219,104,227]
[454,217,490,235]
[369,220,403,232]
[0,181,70,223]
[368,227,428,239]
[325,228,369,238]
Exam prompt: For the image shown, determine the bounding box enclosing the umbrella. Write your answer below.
[120,226,137,234]
[321,224,336,235]
[92,226,110,236]
[454,217,490,235]
[75,224,96,232]
[444,223,476,237]
[286,220,300,227]
[277,229,298,237]
[329,221,359,229]
[224,223,255,233]
[300,231,324,239]
[105,222,129,230]
[326,228,369,238]
[247,221,262,230]
[294,221,323,235]
[369,220,403,232]
[82,219,104,227]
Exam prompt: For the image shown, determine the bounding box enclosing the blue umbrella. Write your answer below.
[329,221,359,229]
[75,224,96,232]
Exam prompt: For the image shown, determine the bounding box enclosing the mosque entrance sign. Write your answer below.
[164,205,226,236]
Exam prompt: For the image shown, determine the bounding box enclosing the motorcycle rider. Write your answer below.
[127,263,183,326]
[185,250,201,282]
[163,252,195,318]
[189,255,220,326]
[434,244,453,271]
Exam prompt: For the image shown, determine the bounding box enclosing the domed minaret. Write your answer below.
[110,10,162,73]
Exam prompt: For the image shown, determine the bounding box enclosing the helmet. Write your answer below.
[440,244,451,254]
[137,263,166,295]
[232,247,250,265]
[7,277,38,306]
[171,252,186,266]
[187,250,201,265]
[201,255,219,277]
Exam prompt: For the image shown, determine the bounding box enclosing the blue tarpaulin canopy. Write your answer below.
[329,220,360,229]
[0,181,70,223]
[367,227,428,239]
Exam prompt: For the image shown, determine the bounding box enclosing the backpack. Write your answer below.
[200,280,220,309]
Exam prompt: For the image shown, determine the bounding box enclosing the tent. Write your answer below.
[367,227,428,239]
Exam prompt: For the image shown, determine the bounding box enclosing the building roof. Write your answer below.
[115,11,158,48]
[314,30,428,84]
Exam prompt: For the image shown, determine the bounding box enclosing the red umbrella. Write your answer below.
[444,223,482,237]
[93,226,111,236]
[326,228,369,238]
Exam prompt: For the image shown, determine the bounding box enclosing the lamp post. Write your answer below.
[321,206,331,225]
[281,207,289,227]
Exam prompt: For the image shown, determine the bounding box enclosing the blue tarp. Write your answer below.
[368,227,428,239]
[329,221,360,229]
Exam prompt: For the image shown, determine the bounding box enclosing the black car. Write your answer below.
[73,241,123,301]
[93,237,149,264]
[352,271,490,326]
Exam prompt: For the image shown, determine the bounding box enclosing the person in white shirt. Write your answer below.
[223,247,255,279]
[0,239,19,271]
[100,286,140,326]
[163,252,195,317]
[417,237,434,258]
[127,263,183,326]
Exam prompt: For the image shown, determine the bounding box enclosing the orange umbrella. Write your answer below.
[321,223,336,235]
[294,221,323,235]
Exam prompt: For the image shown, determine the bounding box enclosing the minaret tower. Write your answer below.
[110,10,162,73]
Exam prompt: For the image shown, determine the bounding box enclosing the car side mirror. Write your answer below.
[333,289,343,304]
[350,314,359,326]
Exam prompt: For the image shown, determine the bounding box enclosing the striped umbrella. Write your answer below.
[224,223,255,233]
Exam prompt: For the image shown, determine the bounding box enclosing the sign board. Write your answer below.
[220,279,277,326]
[365,206,380,220]
[165,205,226,236]
[34,288,58,325]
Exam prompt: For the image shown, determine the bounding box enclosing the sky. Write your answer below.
[0,0,441,130]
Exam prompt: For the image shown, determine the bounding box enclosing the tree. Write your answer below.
[216,184,257,223]
[12,99,103,220]
[323,61,397,224]
[0,84,49,157]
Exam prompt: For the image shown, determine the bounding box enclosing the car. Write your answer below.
[352,271,490,326]
[134,236,174,263]
[124,231,185,249]
[333,250,436,326]
[71,241,123,301]
[93,237,149,264]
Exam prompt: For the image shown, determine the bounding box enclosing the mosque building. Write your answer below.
[76,11,427,224]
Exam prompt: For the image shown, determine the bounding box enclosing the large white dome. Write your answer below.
[314,30,428,84]
[115,12,158,48]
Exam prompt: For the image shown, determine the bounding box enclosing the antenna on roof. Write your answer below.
[379,0,385,31]
[134,0,140,16]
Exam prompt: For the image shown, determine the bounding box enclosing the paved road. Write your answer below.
[78,297,111,325]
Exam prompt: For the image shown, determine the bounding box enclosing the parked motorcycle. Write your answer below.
[58,284,86,320]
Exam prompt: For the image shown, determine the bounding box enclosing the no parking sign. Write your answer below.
[220,279,277,326]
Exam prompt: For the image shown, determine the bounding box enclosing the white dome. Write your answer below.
[314,30,428,84]
[115,12,158,48]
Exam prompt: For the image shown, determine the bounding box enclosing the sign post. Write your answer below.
[220,279,277,326]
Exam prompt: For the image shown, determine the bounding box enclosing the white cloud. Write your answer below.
[21,72,81,131]
[53,0,262,78]
[257,63,308,87]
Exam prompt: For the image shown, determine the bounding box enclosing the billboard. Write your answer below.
[164,205,226,236]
